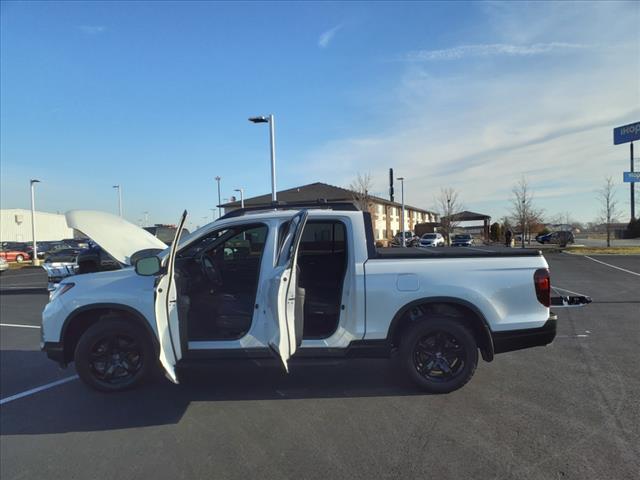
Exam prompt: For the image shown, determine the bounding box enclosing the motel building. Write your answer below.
[221,182,439,244]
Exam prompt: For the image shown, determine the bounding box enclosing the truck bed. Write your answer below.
[375,246,542,259]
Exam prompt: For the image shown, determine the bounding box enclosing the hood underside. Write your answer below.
[65,210,168,265]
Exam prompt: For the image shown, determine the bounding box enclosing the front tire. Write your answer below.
[15,254,24,263]
[74,319,155,392]
[399,318,478,394]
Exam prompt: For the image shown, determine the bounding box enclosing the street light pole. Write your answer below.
[521,199,526,249]
[249,114,277,202]
[30,179,40,266]
[234,188,245,208]
[631,142,635,220]
[397,177,405,247]
[210,208,216,221]
[112,185,122,217]
[268,114,276,202]
[215,176,222,217]
[447,198,451,246]
[144,211,149,225]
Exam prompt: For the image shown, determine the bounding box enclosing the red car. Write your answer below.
[0,249,31,263]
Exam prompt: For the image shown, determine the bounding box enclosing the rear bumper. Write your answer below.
[492,313,557,354]
[42,341,67,367]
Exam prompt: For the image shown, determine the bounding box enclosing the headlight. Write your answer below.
[49,282,75,301]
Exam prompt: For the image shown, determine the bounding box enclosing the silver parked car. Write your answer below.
[419,233,445,247]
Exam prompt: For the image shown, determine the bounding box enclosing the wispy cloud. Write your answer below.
[78,25,107,35]
[318,25,342,48]
[299,3,639,222]
[404,42,590,61]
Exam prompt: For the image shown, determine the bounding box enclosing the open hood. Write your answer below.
[65,210,168,265]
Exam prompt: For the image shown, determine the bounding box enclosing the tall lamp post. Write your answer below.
[249,114,277,203]
[234,188,245,208]
[397,177,405,247]
[446,198,451,246]
[215,176,222,217]
[521,199,526,249]
[210,208,216,221]
[30,179,40,266]
[112,185,123,217]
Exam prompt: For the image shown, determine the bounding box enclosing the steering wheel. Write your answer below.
[199,254,222,288]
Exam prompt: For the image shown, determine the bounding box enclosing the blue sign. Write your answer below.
[614,121,640,145]
[623,171,640,183]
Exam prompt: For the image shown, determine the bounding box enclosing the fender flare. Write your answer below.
[61,303,159,353]
[387,296,495,361]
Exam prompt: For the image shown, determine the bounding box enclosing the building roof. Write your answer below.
[220,182,437,215]
[442,210,491,221]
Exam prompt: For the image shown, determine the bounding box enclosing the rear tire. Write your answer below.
[15,254,24,263]
[74,319,155,392]
[399,318,478,394]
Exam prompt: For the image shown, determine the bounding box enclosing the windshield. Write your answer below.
[422,234,436,239]
[454,235,471,240]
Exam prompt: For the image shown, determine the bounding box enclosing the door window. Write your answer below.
[276,214,306,267]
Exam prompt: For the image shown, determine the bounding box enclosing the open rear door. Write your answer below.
[154,210,188,383]
[269,210,309,371]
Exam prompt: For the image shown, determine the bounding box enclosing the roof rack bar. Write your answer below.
[218,200,359,220]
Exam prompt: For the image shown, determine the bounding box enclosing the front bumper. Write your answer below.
[492,313,557,354]
[42,341,67,367]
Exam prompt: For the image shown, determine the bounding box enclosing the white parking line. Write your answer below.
[0,375,79,406]
[583,255,640,277]
[0,323,40,329]
[552,285,589,296]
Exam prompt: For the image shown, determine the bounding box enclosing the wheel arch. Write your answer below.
[387,296,495,362]
[61,303,158,364]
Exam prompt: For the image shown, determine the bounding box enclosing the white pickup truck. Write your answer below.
[41,204,588,394]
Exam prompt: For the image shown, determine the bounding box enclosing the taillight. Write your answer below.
[534,269,550,307]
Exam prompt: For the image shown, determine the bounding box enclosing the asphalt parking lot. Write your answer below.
[1,254,639,480]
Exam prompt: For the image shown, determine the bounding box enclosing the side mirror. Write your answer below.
[135,256,161,276]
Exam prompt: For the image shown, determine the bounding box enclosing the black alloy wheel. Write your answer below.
[413,330,465,382]
[400,318,478,394]
[88,333,143,385]
[75,319,155,392]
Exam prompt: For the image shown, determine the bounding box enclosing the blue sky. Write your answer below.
[1,1,639,230]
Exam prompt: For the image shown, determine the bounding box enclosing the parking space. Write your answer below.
[580,254,640,274]
[1,255,639,480]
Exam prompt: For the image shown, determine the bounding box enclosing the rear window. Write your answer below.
[300,221,346,254]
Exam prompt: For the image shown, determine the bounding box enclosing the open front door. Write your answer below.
[269,210,309,371]
[154,210,188,383]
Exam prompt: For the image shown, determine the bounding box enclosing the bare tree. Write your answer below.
[349,172,374,212]
[435,187,462,245]
[510,176,544,248]
[598,176,619,247]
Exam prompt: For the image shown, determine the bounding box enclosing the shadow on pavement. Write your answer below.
[0,351,423,435]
